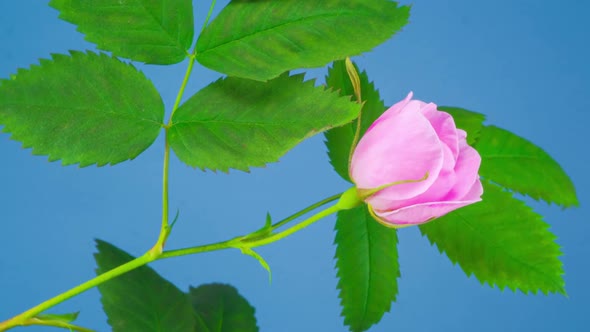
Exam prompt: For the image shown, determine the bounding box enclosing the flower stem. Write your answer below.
[0,253,153,331]
[150,134,172,255]
[21,318,95,332]
[270,193,341,231]
[162,193,344,258]
[0,190,347,331]
[246,204,341,248]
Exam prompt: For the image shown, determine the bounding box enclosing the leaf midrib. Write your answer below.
[198,10,377,54]
[87,0,187,52]
[2,102,163,127]
[171,119,316,127]
[359,214,373,327]
[455,211,562,292]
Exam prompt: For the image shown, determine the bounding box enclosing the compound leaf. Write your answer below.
[0,51,164,167]
[475,125,578,207]
[168,73,360,172]
[197,0,410,81]
[334,205,400,331]
[419,181,565,295]
[50,0,194,64]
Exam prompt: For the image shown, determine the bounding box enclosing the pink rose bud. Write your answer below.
[350,92,483,227]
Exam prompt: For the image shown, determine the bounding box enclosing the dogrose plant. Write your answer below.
[0,0,578,331]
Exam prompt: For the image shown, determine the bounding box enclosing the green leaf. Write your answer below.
[334,205,400,332]
[438,106,485,145]
[94,240,196,332]
[324,60,386,182]
[49,0,194,64]
[196,0,410,81]
[474,125,578,207]
[0,51,164,167]
[190,283,259,332]
[168,73,360,172]
[419,181,565,295]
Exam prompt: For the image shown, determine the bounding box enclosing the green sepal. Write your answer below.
[324,60,387,182]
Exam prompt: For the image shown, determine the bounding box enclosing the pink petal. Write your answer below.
[365,92,413,132]
[445,141,482,201]
[351,104,444,209]
[373,192,483,227]
[380,143,457,211]
[457,129,467,141]
[460,177,484,202]
[419,104,460,161]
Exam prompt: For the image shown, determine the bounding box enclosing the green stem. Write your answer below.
[200,0,218,34]
[159,239,237,260]
[167,55,196,124]
[0,191,346,331]
[162,197,344,258]
[151,60,194,254]
[21,318,96,332]
[247,204,341,248]
[151,135,171,255]
[270,193,341,231]
[2,1,336,328]
[0,254,153,331]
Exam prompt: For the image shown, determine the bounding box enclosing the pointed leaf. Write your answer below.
[168,73,360,172]
[334,205,400,332]
[419,181,565,295]
[324,60,386,182]
[438,106,485,145]
[49,0,194,64]
[94,240,196,332]
[475,125,578,207]
[196,0,410,81]
[0,51,164,167]
[190,283,259,332]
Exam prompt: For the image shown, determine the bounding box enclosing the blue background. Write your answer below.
[1,1,588,331]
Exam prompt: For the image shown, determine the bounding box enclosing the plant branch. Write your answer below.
[0,190,347,331]
[0,253,153,331]
[270,193,341,231]
[200,0,218,34]
[20,318,96,332]
[246,204,341,248]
